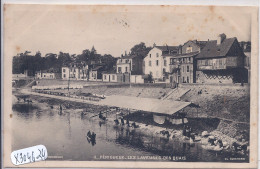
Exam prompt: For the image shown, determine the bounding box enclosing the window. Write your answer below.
[187,65,189,72]
[170,59,173,64]
[219,59,222,65]
[183,77,185,83]
[104,75,106,80]
[150,54,151,58]
[118,67,122,73]
[63,69,66,72]
[183,66,185,72]
[156,60,159,66]
[63,74,66,78]
[156,53,159,57]
[187,77,189,83]
[149,61,152,66]
[188,57,191,62]
[112,75,115,80]
[125,67,128,73]
[164,60,167,66]
[186,47,192,53]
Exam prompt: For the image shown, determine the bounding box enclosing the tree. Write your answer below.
[57,52,72,68]
[129,42,152,59]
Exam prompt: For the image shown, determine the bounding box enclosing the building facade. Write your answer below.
[89,66,104,81]
[62,64,88,80]
[143,45,178,81]
[116,55,143,74]
[35,69,61,79]
[102,70,117,82]
[115,55,143,83]
[195,34,247,84]
[167,40,206,84]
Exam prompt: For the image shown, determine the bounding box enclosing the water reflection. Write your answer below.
[12,100,249,162]
[86,131,97,146]
[12,103,38,120]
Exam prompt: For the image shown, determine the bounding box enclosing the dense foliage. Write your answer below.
[129,42,152,59]
[12,43,152,76]
[12,47,116,76]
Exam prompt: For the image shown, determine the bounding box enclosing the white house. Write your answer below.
[144,45,178,80]
[116,59,130,74]
[116,55,143,74]
[102,70,117,82]
[35,69,61,79]
[62,64,88,80]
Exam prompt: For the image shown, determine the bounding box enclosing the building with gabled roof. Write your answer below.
[62,62,88,80]
[116,54,143,75]
[163,39,206,84]
[143,44,179,81]
[115,54,143,83]
[35,68,61,79]
[102,69,117,82]
[195,33,248,84]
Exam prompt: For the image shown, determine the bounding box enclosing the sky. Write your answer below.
[4,5,252,57]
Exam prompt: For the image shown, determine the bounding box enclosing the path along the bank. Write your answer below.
[21,89,101,106]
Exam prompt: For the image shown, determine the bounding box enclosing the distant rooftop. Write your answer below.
[155,45,179,52]
[196,37,244,59]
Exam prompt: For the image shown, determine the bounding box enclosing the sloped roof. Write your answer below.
[195,41,208,49]
[103,69,117,74]
[155,46,179,52]
[38,69,59,73]
[98,95,192,115]
[196,37,238,59]
[163,51,199,58]
[121,55,138,59]
[183,40,207,49]
[92,66,104,71]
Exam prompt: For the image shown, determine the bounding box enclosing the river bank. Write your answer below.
[13,89,249,159]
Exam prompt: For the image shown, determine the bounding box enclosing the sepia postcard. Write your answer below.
[3,4,258,168]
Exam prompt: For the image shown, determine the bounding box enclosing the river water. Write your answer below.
[11,96,249,162]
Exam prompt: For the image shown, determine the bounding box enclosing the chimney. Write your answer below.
[178,45,182,54]
[153,43,156,47]
[217,33,226,45]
